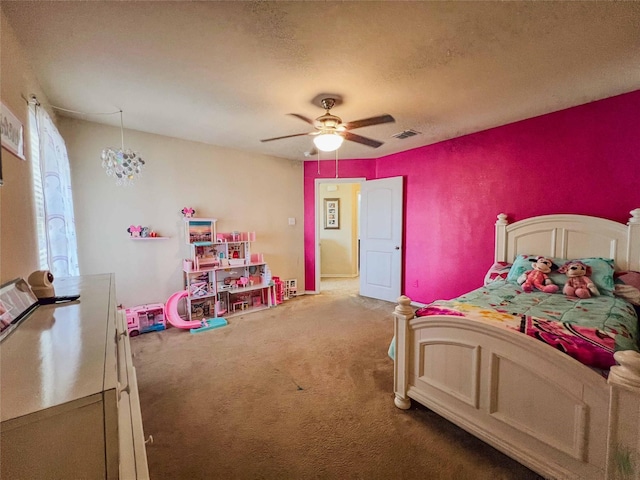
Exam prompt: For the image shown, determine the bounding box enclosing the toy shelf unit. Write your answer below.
[182,218,276,320]
[214,230,257,268]
[215,263,276,317]
[183,269,219,321]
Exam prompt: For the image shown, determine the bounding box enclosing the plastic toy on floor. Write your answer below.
[126,303,166,337]
[165,290,227,334]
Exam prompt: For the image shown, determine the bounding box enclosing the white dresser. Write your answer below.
[0,274,149,479]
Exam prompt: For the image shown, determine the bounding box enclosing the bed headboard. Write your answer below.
[495,209,640,272]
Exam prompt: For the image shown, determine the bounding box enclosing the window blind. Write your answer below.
[28,106,49,270]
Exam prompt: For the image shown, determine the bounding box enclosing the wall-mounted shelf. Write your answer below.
[130,237,170,240]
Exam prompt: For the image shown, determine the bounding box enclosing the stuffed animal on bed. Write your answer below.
[558,260,599,298]
[517,256,560,293]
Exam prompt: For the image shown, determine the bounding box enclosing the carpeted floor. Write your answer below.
[131,278,542,479]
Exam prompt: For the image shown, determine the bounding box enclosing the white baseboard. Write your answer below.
[320,274,359,278]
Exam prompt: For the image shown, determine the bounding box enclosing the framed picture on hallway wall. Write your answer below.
[324,198,340,229]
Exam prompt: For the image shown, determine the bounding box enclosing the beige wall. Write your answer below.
[1,6,304,304]
[59,117,304,307]
[0,9,54,283]
[319,183,359,277]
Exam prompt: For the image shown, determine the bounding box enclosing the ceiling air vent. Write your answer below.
[391,129,421,140]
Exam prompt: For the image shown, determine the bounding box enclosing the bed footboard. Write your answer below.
[393,295,640,480]
[606,351,640,480]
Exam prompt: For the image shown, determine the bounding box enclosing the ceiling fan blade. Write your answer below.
[342,131,384,148]
[260,132,310,143]
[344,114,395,130]
[288,113,315,125]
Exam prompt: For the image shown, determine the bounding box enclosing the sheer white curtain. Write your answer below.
[29,105,79,278]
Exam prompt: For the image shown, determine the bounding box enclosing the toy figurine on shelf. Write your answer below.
[181,207,196,218]
[127,225,142,237]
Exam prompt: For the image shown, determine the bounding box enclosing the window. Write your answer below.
[28,105,79,277]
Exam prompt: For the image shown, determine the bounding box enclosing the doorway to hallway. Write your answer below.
[319,276,359,295]
[317,180,362,292]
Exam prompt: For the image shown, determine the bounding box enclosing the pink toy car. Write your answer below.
[126,303,166,336]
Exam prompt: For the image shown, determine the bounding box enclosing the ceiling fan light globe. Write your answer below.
[313,133,344,152]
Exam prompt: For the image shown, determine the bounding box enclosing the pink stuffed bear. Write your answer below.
[558,260,599,298]
[517,256,559,293]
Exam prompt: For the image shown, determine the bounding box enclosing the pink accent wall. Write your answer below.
[304,90,640,302]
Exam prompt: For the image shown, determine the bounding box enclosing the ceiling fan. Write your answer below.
[260,97,395,153]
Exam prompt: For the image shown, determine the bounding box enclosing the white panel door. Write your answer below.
[359,176,403,302]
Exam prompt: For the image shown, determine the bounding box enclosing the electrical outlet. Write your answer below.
[413,280,419,288]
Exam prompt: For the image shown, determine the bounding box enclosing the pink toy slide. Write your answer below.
[165,290,227,333]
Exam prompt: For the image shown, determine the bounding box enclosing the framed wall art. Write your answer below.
[1,101,26,161]
[324,198,340,229]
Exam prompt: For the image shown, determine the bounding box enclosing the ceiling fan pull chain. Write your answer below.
[119,110,125,150]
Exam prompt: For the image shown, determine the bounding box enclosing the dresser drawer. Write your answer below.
[117,310,150,479]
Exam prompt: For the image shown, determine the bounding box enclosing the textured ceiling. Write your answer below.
[3,1,639,160]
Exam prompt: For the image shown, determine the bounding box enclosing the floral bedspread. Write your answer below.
[414,280,639,370]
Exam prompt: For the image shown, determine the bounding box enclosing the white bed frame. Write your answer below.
[393,209,640,480]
